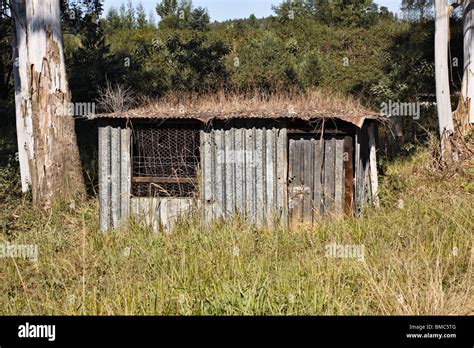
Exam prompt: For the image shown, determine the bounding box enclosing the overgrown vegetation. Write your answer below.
[0,149,472,315]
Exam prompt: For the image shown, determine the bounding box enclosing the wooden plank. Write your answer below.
[120,127,131,225]
[343,136,354,215]
[334,138,344,214]
[276,128,288,225]
[288,138,294,227]
[98,126,111,232]
[354,128,364,214]
[132,177,197,184]
[302,139,313,222]
[289,138,303,227]
[323,137,335,214]
[368,123,380,208]
[111,127,121,228]
[313,137,323,219]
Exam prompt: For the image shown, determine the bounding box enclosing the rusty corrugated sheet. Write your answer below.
[201,127,288,226]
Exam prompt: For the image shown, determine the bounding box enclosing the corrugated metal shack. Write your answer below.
[96,93,379,232]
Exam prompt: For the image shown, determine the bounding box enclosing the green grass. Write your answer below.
[0,150,472,315]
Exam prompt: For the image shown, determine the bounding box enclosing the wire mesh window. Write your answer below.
[132,125,200,198]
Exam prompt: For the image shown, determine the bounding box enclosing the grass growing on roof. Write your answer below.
[99,89,377,122]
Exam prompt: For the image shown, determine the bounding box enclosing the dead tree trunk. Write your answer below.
[11,0,85,208]
[461,0,474,125]
[435,0,456,160]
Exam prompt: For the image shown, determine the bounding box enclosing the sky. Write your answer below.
[103,0,403,22]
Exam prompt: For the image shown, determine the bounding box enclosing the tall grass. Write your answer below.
[0,150,472,315]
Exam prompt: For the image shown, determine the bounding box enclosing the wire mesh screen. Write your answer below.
[132,126,200,197]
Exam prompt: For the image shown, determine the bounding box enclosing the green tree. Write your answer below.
[163,34,230,92]
[401,0,434,20]
[136,2,147,28]
[189,7,210,30]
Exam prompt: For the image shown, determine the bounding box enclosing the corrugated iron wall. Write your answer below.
[200,127,288,227]
[98,124,131,231]
[98,121,378,232]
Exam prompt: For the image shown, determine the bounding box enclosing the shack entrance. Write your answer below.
[288,134,354,228]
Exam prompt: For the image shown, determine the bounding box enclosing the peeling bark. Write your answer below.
[11,0,85,208]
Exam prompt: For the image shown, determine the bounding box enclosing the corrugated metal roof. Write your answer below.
[94,111,376,128]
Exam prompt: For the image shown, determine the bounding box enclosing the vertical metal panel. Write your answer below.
[214,130,225,217]
[245,128,256,222]
[225,128,234,215]
[234,129,244,213]
[99,126,111,232]
[210,131,219,218]
[265,129,275,224]
[200,126,287,227]
[120,127,131,224]
[254,128,264,224]
[110,127,121,228]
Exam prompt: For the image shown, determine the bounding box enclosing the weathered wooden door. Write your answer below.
[288,134,353,227]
